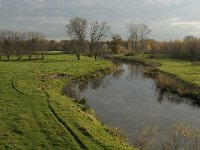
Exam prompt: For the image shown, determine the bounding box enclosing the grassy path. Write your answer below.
[0,55,134,150]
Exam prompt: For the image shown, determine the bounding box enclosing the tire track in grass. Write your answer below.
[47,93,109,150]
[30,102,80,149]
[48,104,88,150]
[11,80,28,96]
[11,79,80,148]
[45,92,88,150]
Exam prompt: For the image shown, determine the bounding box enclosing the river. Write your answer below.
[77,62,200,144]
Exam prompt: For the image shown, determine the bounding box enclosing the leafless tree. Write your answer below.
[126,23,151,52]
[126,24,139,51]
[89,21,110,60]
[139,24,151,50]
[0,30,46,60]
[25,31,46,60]
[69,39,88,60]
[0,30,15,60]
[38,39,47,59]
[66,17,88,60]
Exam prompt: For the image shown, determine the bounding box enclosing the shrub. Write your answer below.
[124,52,137,56]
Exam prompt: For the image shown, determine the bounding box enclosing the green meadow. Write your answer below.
[0,55,134,150]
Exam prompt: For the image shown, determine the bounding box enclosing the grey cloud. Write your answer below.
[0,0,199,40]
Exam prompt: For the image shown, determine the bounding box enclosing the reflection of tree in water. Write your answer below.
[127,64,144,80]
[90,78,104,89]
[79,82,89,92]
[79,77,111,92]
[112,64,125,79]
[90,78,111,90]
[156,87,200,108]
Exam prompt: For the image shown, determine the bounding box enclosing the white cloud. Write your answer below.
[164,18,200,29]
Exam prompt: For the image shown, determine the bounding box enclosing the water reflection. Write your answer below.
[112,64,125,79]
[78,62,200,143]
[156,89,200,108]
[79,63,200,108]
[79,78,111,92]
[127,64,145,80]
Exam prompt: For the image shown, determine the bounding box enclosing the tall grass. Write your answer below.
[133,123,200,150]
[155,72,200,100]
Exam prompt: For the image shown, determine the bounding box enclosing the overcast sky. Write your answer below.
[0,0,199,41]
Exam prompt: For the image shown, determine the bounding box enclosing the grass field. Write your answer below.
[0,54,134,150]
[142,55,200,87]
[114,54,200,87]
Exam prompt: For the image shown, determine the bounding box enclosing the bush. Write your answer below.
[80,98,87,105]
[124,52,137,56]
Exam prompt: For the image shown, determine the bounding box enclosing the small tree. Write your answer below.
[111,34,123,54]
[66,17,88,60]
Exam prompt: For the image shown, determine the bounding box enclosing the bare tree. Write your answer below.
[69,39,87,60]
[0,29,46,61]
[89,21,110,60]
[38,39,47,59]
[138,24,151,51]
[66,17,88,60]
[126,24,139,51]
[0,30,15,60]
[15,32,23,60]
[126,23,151,52]
[26,32,46,60]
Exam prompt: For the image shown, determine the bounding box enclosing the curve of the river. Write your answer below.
[77,63,200,144]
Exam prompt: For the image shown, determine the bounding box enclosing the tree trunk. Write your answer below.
[29,55,32,60]
[76,54,80,60]
[94,52,97,60]
[0,56,1,61]
[41,53,44,60]
[89,46,93,57]
[7,55,10,61]
[17,54,21,60]
[131,38,134,52]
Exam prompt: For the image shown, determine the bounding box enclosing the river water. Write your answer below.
[77,62,200,143]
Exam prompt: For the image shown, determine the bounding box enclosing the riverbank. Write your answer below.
[0,54,134,150]
[113,55,200,100]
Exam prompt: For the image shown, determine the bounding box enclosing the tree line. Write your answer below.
[0,30,46,60]
[66,17,151,60]
[66,17,200,61]
[147,35,200,60]
[0,17,152,61]
[2,17,199,61]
